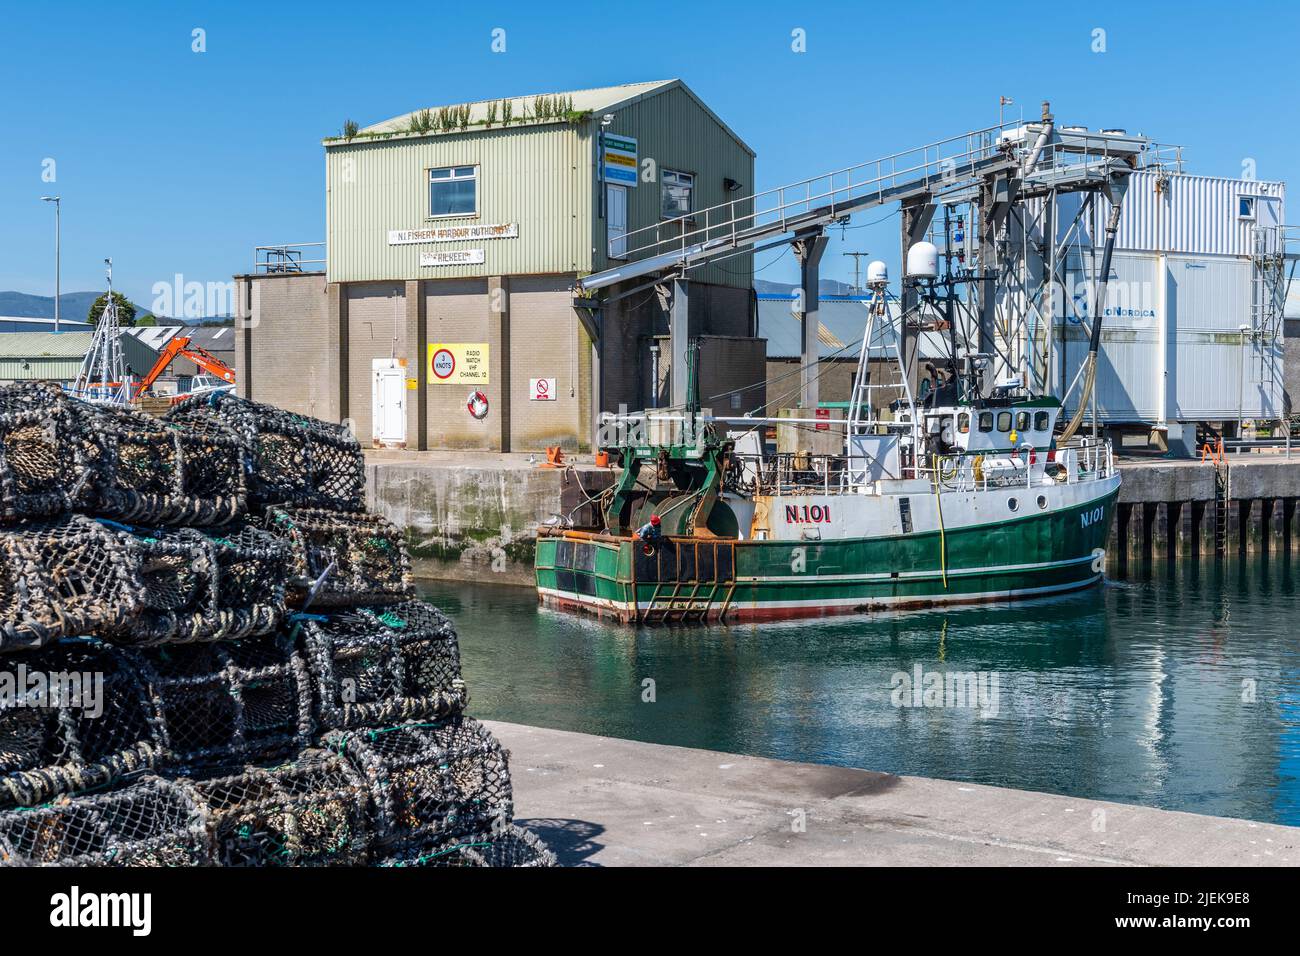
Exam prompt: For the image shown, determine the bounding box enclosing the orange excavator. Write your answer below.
[133,335,236,400]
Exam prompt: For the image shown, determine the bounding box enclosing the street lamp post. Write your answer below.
[41,196,61,332]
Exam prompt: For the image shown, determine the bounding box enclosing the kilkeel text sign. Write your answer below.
[390,223,518,245]
[420,249,485,266]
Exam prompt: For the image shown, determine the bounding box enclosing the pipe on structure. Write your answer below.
[1023,101,1055,172]
[795,233,829,411]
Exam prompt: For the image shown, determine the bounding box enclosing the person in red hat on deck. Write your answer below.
[633,514,662,543]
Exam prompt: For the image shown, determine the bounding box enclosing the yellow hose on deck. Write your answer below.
[931,455,948,589]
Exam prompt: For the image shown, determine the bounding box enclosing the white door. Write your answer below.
[607,183,628,258]
[371,359,407,447]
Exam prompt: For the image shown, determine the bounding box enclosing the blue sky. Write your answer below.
[1,0,1296,310]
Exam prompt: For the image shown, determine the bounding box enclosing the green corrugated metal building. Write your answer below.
[0,332,159,384]
[236,79,763,451]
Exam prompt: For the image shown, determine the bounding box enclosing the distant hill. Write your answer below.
[754,278,860,297]
[0,290,154,322]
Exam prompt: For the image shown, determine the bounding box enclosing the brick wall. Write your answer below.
[235,272,336,420]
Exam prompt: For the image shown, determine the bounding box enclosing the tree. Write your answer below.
[87,291,137,327]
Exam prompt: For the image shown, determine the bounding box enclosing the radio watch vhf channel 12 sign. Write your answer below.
[427,343,489,384]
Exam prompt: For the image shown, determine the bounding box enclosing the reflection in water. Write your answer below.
[419,555,1300,825]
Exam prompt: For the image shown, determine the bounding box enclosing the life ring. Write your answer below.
[466,390,489,419]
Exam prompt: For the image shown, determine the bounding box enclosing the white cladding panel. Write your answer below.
[1096,171,1285,256]
[1064,252,1160,330]
[1030,172,1285,257]
[1059,252,1280,422]
[1164,256,1252,332]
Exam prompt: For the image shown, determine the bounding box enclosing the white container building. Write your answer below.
[1043,169,1288,429]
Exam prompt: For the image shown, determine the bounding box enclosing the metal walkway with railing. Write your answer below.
[578,121,1162,294]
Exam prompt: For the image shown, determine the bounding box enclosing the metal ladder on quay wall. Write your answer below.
[1214,454,1230,556]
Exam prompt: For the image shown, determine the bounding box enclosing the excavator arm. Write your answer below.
[133,335,236,397]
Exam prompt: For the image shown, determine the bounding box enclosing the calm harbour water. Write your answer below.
[418,557,1300,826]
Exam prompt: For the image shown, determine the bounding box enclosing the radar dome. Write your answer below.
[905,241,939,280]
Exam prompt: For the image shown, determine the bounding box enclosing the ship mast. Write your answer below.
[73,257,132,404]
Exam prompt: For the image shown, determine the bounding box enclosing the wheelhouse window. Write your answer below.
[957,413,970,434]
[429,165,477,218]
[1034,411,1049,431]
[1015,411,1030,431]
[996,411,1012,432]
[978,412,993,432]
[661,169,694,220]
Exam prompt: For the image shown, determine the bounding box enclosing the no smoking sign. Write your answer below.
[530,378,556,401]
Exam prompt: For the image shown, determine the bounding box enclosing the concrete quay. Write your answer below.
[486,721,1299,867]
[1115,453,1300,560]
[364,449,1300,584]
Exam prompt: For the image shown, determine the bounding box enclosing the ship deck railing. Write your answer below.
[737,438,1114,497]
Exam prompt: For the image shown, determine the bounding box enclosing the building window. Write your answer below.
[661,169,694,220]
[1238,196,1256,220]
[429,166,477,218]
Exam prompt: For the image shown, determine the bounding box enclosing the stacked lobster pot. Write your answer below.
[0,387,553,868]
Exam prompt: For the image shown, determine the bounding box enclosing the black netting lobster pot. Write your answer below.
[0,776,209,867]
[300,601,466,731]
[326,716,512,849]
[377,824,557,868]
[266,506,412,607]
[0,384,88,523]
[200,523,292,642]
[186,749,369,866]
[0,515,140,652]
[1,515,291,651]
[1,640,166,809]
[129,633,314,773]
[71,400,246,526]
[166,393,365,512]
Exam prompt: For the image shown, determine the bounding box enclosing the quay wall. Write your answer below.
[1113,457,1300,562]
[365,450,1300,584]
[365,451,607,586]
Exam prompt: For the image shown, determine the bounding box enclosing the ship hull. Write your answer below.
[535,479,1119,625]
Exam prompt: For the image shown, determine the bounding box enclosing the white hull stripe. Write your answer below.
[742,552,1098,584]
[719,575,1102,611]
[537,573,1103,614]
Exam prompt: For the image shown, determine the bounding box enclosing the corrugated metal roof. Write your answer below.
[0,317,93,332]
[0,331,96,357]
[352,79,755,157]
[0,331,160,376]
[123,325,235,353]
[758,296,948,360]
[363,81,673,134]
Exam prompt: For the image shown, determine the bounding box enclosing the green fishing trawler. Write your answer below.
[536,278,1119,624]
[537,112,1141,624]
